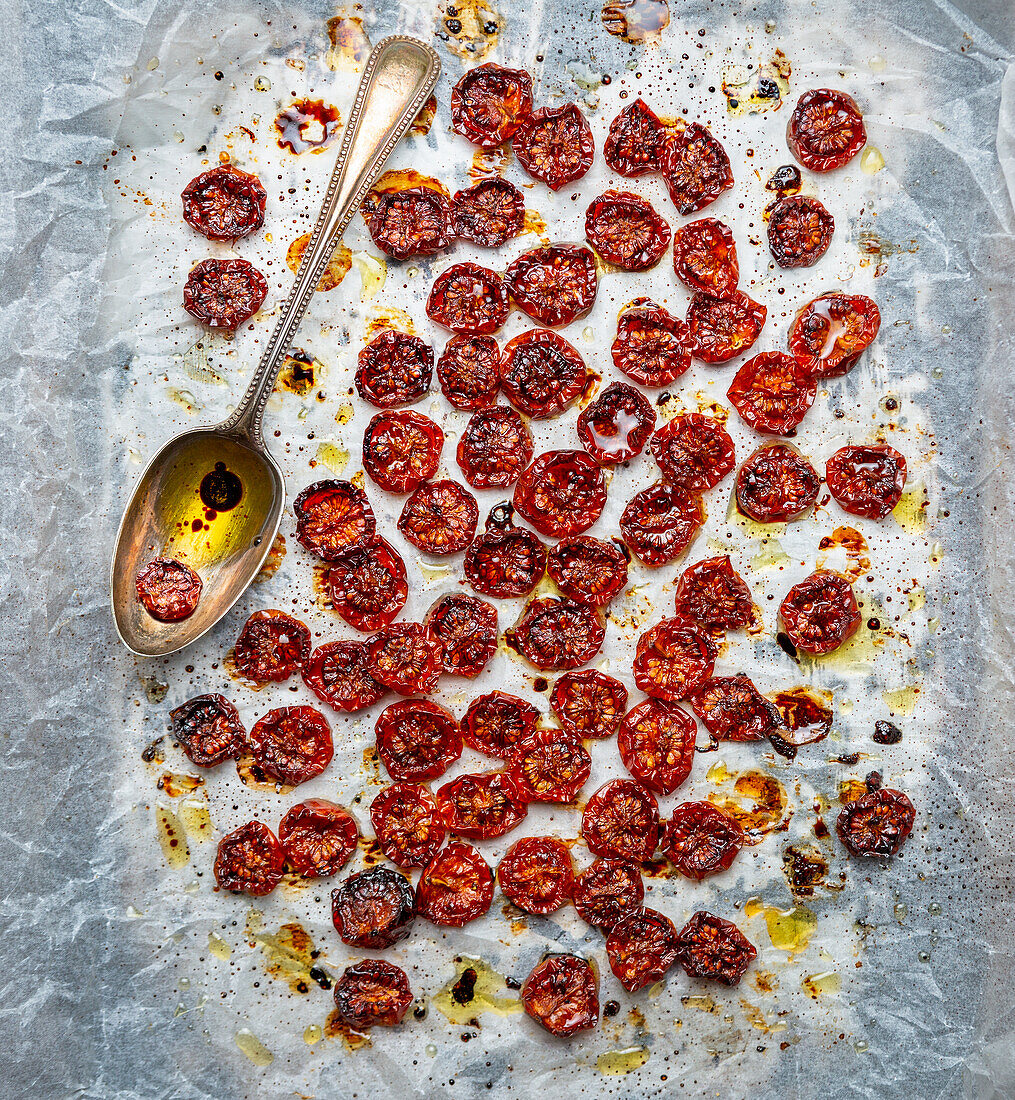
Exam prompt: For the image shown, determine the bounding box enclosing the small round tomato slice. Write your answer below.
[584,190,671,271]
[612,302,694,387]
[462,691,539,759]
[779,570,861,655]
[787,292,880,378]
[465,503,547,598]
[135,558,202,621]
[509,728,592,803]
[728,352,817,435]
[331,866,416,948]
[837,784,915,857]
[424,593,498,678]
[687,291,767,364]
[279,799,358,878]
[547,535,629,607]
[673,217,739,298]
[767,195,834,269]
[673,556,754,631]
[501,329,588,420]
[457,406,533,489]
[436,771,528,839]
[234,610,311,683]
[787,88,866,172]
[649,413,736,492]
[450,63,533,147]
[170,694,244,767]
[577,383,656,466]
[375,698,461,782]
[513,450,606,538]
[416,841,494,926]
[736,442,821,522]
[367,623,443,695]
[301,641,388,714]
[328,537,408,632]
[521,954,599,1036]
[182,164,266,240]
[621,481,704,567]
[675,910,757,986]
[633,617,715,701]
[183,258,267,329]
[505,245,598,327]
[367,186,454,259]
[512,105,595,191]
[618,699,696,795]
[293,479,376,560]
[550,669,627,740]
[333,960,413,1030]
[498,837,574,914]
[355,329,433,408]
[214,821,284,896]
[826,444,907,519]
[662,802,744,879]
[437,334,501,411]
[572,858,644,930]
[362,410,443,494]
[508,597,605,672]
[606,907,680,992]
[662,123,733,215]
[398,480,479,555]
[370,782,446,869]
[604,98,665,176]
[247,706,333,785]
[689,675,779,741]
[426,262,509,335]
[581,779,660,862]
[452,178,525,247]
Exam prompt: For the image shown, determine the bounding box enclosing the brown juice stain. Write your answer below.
[361,169,449,220]
[838,779,868,804]
[857,232,918,276]
[325,1008,372,1049]
[155,804,191,869]
[433,957,522,1024]
[601,0,669,43]
[313,562,333,612]
[750,968,779,994]
[694,395,729,422]
[235,754,295,795]
[275,349,325,397]
[817,526,870,583]
[740,999,786,1033]
[286,233,352,291]
[157,771,204,798]
[254,532,286,583]
[597,1047,650,1074]
[436,0,500,61]
[745,896,817,954]
[275,99,341,154]
[707,770,789,844]
[521,209,549,244]
[781,843,832,898]
[470,145,512,181]
[768,686,833,747]
[365,306,417,341]
[361,746,381,784]
[358,836,386,867]
[412,94,438,136]
[325,14,371,71]
[247,917,321,995]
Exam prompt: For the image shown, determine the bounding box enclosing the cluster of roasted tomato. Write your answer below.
[160,63,917,1038]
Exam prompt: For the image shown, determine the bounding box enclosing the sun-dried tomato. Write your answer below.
[135,558,202,622]
[675,911,756,985]
[612,302,694,387]
[427,262,510,335]
[465,503,547,598]
[662,802,744,879]
[214,821,284,896]
[604,98,665,176]
[247,705,333,785]
[424,593,498,679]
[572,858,644,930]
[673,556,754,631]
[649,413,736,492]
[331,866,416,948]
[327,537,407,632]
[779,570,861,655]
[362,410,443,493]
[547,536,629,606]
[368,624,443,697]
[356,329,433,408]
[521,954,599,1036]
[728,352,817,435]
[826,444,907,519]
[509,728,592,802]
[182,164,267,240]
[438,335,501,411]
[836,786,915,857]
[332,960,413,1030]
[416,841,494,926]
[687,290,767,364]
[183,258,267,329]
[689,675,778,741]
[501,329,588,419]
[437,771,528,839]
[375,698,461,782]
[370,782,446,868]
[452,178,525,246]
[234,609,311,682]
[513,450,607,537]
[457,407,533,489]
[662,123,733,215]
[618,699,696,795]
[301,641,388,713]
[788,293,881,378]
[450,63,533,147]
[550,669,627,741]
[508,598,606,671]
[736,442,821,521]
[512,105,595,191]
[171,694,244,767]
[368,186,454,259]
[506,245,598,328]
[462,691,539,759]
[634,617,715,701]
[673,217,739,298]
[606,907,680,992]
[620,481,704,567]
[768,195,834,268]
[279,799,358,878]
[497,837,574,914]
[293,479,375,560]
[584,190,671,271]
[581,779,660,862]
[398,480,479,555]
[577,383,656,466]
[787,88,867,172]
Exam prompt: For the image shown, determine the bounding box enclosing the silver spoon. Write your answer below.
[111,36,440,657]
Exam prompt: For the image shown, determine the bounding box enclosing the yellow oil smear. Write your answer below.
[817,526,870,583]
[727,492,786,540]
[334,401,355,425]
[601,0,670,44]
[740,1000,787,1033]
[707,771,788,845]
[179,798,213,842]
[275,349,324,397]
[418,561,454,582]
[882,684,919,717]
[178,339,227,386]
[286,233,352,291]
[433,957,522,1024]
[167,387,201,414]
[208,932,232,961]
[304,1024,323,1045]
[893,484,928,534]
[254,532,286,583]
[907,586,926,612]
[352,251,386,299]
[314,441,350,475]
[707,760,734,784]
[155,804,190,869]
[247,917,320,994]
[521,209,549,244]
[799,597,887,675]
[436,0,500,61]
[860,146,885,174]
[470,145,512,181]
[366,306,415,341]
[234,1028,274,1066]
[802,971,841,997]
[325,14,371,71]
[751,537,790,570]
[838,779,868,804]
[597,1047,650,1074]
[680,993,718,1013]
[745,897,817,954]
[723,51,791,115]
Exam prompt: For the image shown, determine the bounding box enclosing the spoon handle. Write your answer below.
[220,36,440,445]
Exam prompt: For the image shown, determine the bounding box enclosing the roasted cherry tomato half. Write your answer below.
[450,63,533,147]
[507,598,606,672]
[497,837,574,915]
[331,866,416,948]
[826,444,907,519]
[689,675,779,741]
[787,88,867,172]
[332,959,413,1030]
[183,258,267,329]
[293,479,375,560]
[673,217,739,298]
[550,669,628,740]
[612,302,694,387]
[662,802,744,879]
[278,799,358,878]
[465,503,547,598]
[375,698,462,782]
[462,691,540,759]
[327,536,408,632]
[836,786,915,857]
[547,536,629,606]
[687,291,767,364]
[767,195,834,269]
[736,442,821,522]
[416,841,494,926]
[437,334,501,411]
[509,728,592,803]
[501,329,589,420]
[452,178,525,247]
[398,480,479,555]
[367,622,443,695]
[513,450,607,537]
[182,164,266,240]
[604,98,665,176]
[787,292,881,378]
[301,641,388,714]
[674,910,756,986]
[436,771,528,839]
[673,555,754,631]
[246,705,333,785]
[135,558,202,622]
[584,190,671,271]
[581,779,660,862]
[521,954,599,1036]
[362,410,443,493]
[572,858,644,930]
[512,105,595,191]
[367,186,454,259]
[457,406,534,489]
[727,351,817,435]
[234,609,311,683]
[779,570,861,655]
[171,693,245,767]
[214,821,284,896]
[606,907,680,992]
[618,699,696,795]
[662,122,733,215]
[424,593,498,679]
[576,383,656,466]
[370,782,446,869]
[426,262,510,335]
[633,617,715,701]
[355,329,433,409]
[620,481,704,567]
[506,244,598,328]
[649,413,736,493]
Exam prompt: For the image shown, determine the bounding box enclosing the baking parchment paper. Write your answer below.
[1,0,1014,1097]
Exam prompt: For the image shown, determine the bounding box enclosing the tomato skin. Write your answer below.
[787,292,880,378]
[779,570,861,655]
[513,450,607,538]
[606,907,680,992]
[497,837,574,914]
[687,290,767,364]
[375,698,462,782]
[673,556,754,631]
[355,329,433,409]
[370,782,446,869]
[362,410,443,493]
[576,383,656,466]
[581,779,660,862]
[501,329,588,420]
[768,195,834,268]
[826,444,907,519]
[452,179,525,247]
[398,480,479,555]
[426,262,510,335]
[183,258,267,329]
[331,866,417,948]
[674,910,757,986]
[416,841,495,926]
[618,698,697,795]
[612,302,694,387]
[787,88,866,172]
[182,164,266,240]
[327,537,408,632]
[736,442,821,522]
[689,675,779,742]
[367,622,443,696]
[170,693,245,767]
[135,558,202,621]
[465,504,547,598]
[572,858,644,930]
[661,122,734,215]
[437,335,501,411]
[278,799,358,878]
[505,246,598,328]
[836,786,915,857]
[662,801,744,879]
[727,352,817,435]
[584,190,671,271]
[512,105,595,191]
[424,593,498,678]
[247,706,334,786]
[436,771,528,839]
[621,482,705,567]
[450,63,533,147]
[214,821,285,896]
[457,406,533,489]
[521,954,599,1036]
[234,609,312,683]
[301,641,388,714]
[367,186,454,259]
[604,98,665,176]
[633,617,716,701]
[507,597,606,672]
[293,479,376,560]
[649,413,736,493]
[673,217,739,299]
[547,536,629,606]
[508,728,592,803]
[462,691,539,759]
[332,959,413,1029]
[550,669,627,740]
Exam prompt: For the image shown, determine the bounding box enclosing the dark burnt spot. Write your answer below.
[782,843,829,898]
[451,967,478,1005]
[776,632,799,660]
[873,720,902,745]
